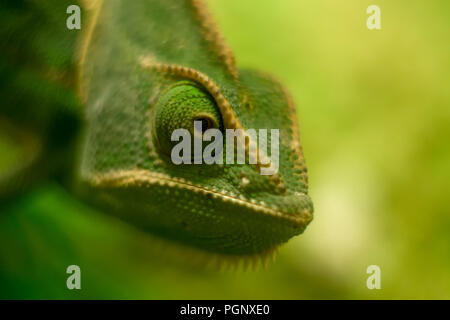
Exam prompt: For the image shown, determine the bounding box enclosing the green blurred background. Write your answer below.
[1,0,449,299]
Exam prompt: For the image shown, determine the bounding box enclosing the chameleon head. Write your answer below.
[79,64,313,257]
[77,0,313,260]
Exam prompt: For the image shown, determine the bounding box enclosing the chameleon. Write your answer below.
[0,0,313,263]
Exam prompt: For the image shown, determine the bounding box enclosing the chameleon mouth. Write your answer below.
[82,168,312,255]
[84,168,313,226]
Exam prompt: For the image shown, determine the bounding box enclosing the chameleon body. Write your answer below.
[0,0,313,259]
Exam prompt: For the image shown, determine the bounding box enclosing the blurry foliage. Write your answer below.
[1,0,449,298]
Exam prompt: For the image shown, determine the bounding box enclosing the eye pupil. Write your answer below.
[195,117,212,132]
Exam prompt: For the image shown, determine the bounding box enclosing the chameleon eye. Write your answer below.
[153,82,223,157]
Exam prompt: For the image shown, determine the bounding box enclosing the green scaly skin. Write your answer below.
[0,0,313,258]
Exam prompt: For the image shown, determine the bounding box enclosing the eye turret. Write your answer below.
[153,81,223,157]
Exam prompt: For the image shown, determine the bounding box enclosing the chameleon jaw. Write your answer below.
[80,168,312,256]
[83,168,313,227]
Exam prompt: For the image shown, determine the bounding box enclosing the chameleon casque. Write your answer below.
[0,0,313,263]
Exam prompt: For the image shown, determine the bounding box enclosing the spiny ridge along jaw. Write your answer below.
[86,169,312,225]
